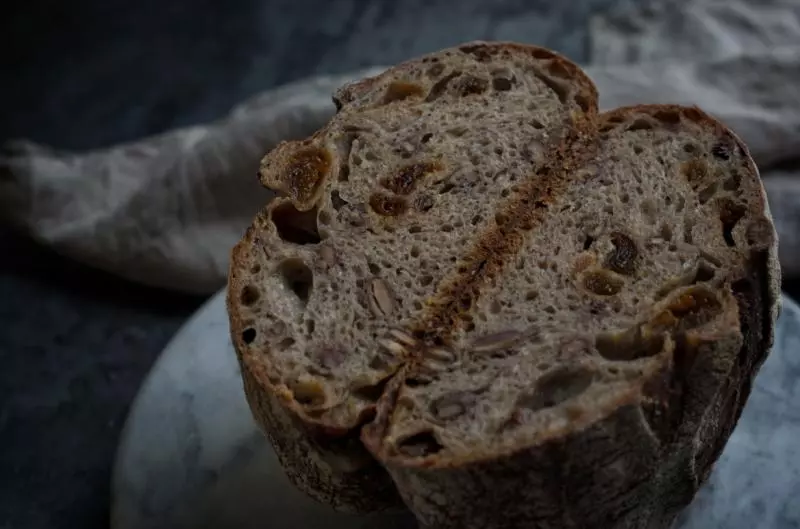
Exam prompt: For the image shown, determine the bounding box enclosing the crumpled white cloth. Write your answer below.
[2,0,799,294]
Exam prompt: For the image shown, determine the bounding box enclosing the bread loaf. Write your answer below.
[227,41,780,529]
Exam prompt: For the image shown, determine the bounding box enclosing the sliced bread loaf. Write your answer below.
[227,41,780,528]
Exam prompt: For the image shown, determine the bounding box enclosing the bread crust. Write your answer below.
[227,42,780,527]
[228,236,403,513]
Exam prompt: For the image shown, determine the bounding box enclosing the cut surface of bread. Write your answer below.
[227,41,780,529]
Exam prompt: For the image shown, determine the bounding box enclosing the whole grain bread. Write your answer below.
[227,41,780,529]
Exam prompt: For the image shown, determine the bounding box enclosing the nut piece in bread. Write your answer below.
[228,41,780,528]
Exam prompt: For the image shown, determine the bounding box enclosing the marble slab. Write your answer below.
[111,292,800,529]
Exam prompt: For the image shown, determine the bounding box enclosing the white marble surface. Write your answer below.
[112,291,800,529]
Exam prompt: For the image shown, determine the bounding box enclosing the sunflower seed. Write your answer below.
[369,278,396,317]
[388,328,417,347]
[471,330,523,353]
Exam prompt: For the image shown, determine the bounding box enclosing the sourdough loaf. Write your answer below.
[227,41,780,529]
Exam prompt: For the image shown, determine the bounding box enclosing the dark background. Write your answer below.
[1,1,796,528]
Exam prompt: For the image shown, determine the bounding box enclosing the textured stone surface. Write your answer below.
[113,291,800,529]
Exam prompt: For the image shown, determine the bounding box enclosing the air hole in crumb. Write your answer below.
[420,274,434,287]
[241,328,256,344]
[277,337,295,350]
[278,258,313,305]
[711,142,731,160]
[404,376,431,388]
[719,199,746,247]
[694,262,716,283]
[421,133,433,143]
[583,235,595,250]
[660,224,673,241]
[441,224,454,233]
[272,202,322,245]
[683,220,694,244]
[439,182,456,194]
[633,145,644,155]
[397,430,444,458]
[250,264,261,274]
[331,190,347,211]
[518,367,594,412]
[489,300,502,314]
[382,81,424,104]
[411,246,421,258]
[627,118,654,131]
[526,291,538,301]
[427,63,445,78]
[351,375,392,402]
[683,143,699,154]
[492,77,513,91]
[723,173,742,191]
[368,262,381,275]
[305,320,316,335]
[240,285,260,306]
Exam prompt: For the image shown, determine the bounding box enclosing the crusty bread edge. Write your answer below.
[333,40,599,117]
[227,236,403,513]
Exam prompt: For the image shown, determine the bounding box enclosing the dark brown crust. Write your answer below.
[228,40,780,527]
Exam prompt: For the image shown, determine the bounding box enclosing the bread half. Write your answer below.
[227,41,780,528]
